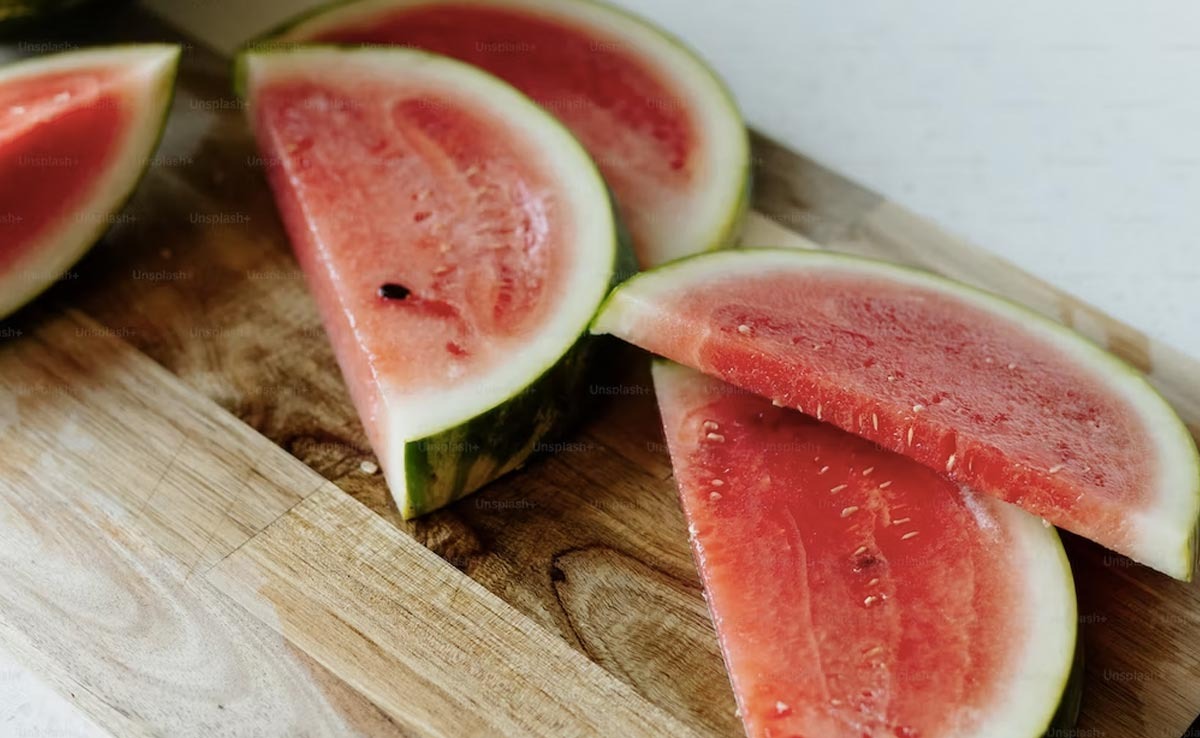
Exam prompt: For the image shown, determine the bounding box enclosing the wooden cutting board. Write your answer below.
[2,6,1199,737]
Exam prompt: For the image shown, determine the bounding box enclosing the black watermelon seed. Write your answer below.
[379,283,411,300]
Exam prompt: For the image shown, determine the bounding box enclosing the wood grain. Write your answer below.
[209,486,701,738]
[0,311,402,737]
[3,6,1199,737]
[0,310,699,738]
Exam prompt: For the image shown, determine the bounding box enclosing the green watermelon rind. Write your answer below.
[250,0,752,265]
[0,44,179,321]
[1020,508,1082,738]
[597,248,1200,580]
[400,220,637,518]
[1045,636,1085,736]
[235,46,634,518]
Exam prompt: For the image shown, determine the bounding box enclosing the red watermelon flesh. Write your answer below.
[596,249,1200,579]
[239,47,623,517]
[251,70,572,402]
[0,69,125,268]
[654,362,1076,738]
[272,0,749,268]
[0,45,178,319]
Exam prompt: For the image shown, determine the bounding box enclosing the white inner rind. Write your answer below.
[598,248,1200,578]
[241,48,619,500]
[275,0,749,266]
[0,45,179,319]
[960,490,1077,738]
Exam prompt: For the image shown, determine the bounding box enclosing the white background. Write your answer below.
[631,0,1200,358]
[4,0,1198,733]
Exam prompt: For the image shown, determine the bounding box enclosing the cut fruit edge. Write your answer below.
[237,46,630,516]
[652,361,1081,738]
[597,249,1200,579]
[257,0,752,267]
[0,44,180,320]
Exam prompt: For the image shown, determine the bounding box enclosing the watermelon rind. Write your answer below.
[253,0,752,267]
[980,489,1079,738]
[600,249,1200,579]
[236,46,633,517]
[652,359,1080,738]
[1046,637,1085,736]
[0,44,179,320]
[398,212,635,517]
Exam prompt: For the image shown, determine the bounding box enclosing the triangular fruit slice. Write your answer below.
[654,361,1080,738]
[596,248,1200,579]
[0,44,179,319]
[264,0,749,268]
[238,47,627,517]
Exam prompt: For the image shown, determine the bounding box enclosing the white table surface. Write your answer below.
[4,0,1198,734]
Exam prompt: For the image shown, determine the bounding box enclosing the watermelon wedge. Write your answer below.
[653,361,1080,738]
[0,44,179,319]
[594,248,1200,580]
[237,47,628,517]
[263,0,750,268]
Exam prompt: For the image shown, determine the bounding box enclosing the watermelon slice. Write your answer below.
[594,248,1200,579]
[653,361,1080,738]
[237,47,628,517]
[0,44,179,319]
[264,0,750,267]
